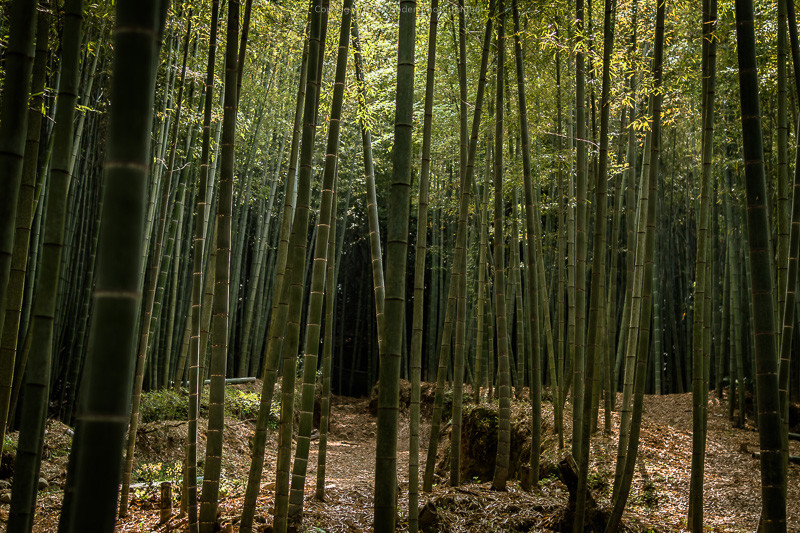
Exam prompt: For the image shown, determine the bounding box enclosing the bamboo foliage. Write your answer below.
[0,1,794,531]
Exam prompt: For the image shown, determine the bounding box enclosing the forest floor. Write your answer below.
[2,380,799,532]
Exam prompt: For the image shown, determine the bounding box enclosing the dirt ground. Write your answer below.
[1,382,799,532]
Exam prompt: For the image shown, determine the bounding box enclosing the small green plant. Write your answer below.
[132,461,182,484]
[3,435,17,454]
[225,389,261,420]
[139,389,189,422]
[587,468,611,493]
[640,478,659,508]
[218,472,244,500]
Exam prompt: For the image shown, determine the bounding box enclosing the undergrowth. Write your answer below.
[139,386,280,427]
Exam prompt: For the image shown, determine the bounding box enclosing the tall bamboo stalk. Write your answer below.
[239,35,309,533]
[689,0,717,526]
[607,1,665,528]
[198,0,240,529]
[0,0,37,337]
[491,0,512,491]
[374,0,415,525]
[572,0,589,460]
[287,0,352,524]
[273,0,328,529]
[9,2,82,530]
[0,1,50,448]
[408,0,439,524]
[734,0,787,526]
[510,0,543,485]
[574,0,615,527]
[58,1,163,530]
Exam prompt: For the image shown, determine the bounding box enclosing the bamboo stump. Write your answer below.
[160,481,172,524]
[556,454,608,532]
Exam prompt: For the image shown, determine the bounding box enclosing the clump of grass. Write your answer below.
[3,435,17,455]
[139,389,189,423]
[641,478,659,508]
[226,389,261,420]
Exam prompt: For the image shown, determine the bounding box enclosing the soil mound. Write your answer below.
[435,403,555,484]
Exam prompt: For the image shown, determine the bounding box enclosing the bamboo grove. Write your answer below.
[0,0,797,530]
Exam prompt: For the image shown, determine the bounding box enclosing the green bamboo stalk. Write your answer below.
[8,2,82,530]
[510,0,543,485]
[408,0,439,523]
[273,0,328,529]
[689,0,716,526]
[511,190,524,399]
[315,169,338,501]
[58,1,163,530]
[0,1,50,448]
[555,44,567,433]
[240,140,284,377]
[733,0,787,526]
[778,0,800,504]
[491,0,512,491]
[607,1,664,528]
[374,0,416,524]
[450,0,494,487]
[0,0,37,338]
[423,0,495,491]
[473,169,489,405]
[119,11,195,517]
[572,0,589,460]
[574,0,615,527]
[239,34,309,533]
[287,0,352,524]
[197,0,240,529]
[777,0,789,353]
[725,171,747,427]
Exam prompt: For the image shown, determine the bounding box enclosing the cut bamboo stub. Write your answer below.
[160,481,172,524]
